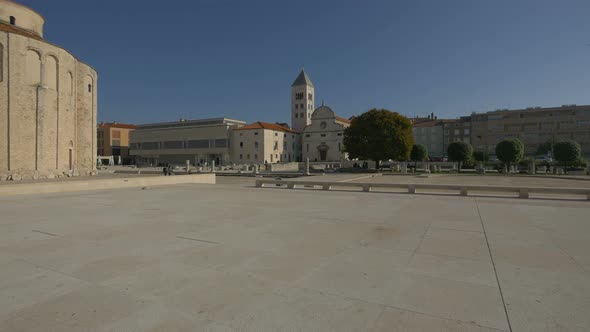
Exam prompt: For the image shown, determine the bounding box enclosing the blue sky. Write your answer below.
[21,0,590,125]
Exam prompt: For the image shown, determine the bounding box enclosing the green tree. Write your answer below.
[553,140,581,173]
[343,109,414,169]
[410,144,428,168]
[495,139,524,170]
[473,151,489,162]
[447,141,473,172]
[535,140,553,156]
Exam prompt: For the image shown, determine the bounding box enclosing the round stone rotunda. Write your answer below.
[0,0,97,180]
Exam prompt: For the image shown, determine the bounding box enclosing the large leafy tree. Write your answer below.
[553,140,581,172]
[535,140,553,156]
[495,139,524,169]
[473,151,489,162]
[447,141,473,172]
[343,109,413,168]
[410,144,428,168]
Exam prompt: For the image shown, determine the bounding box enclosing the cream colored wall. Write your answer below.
[291,85,314,132]
[302,107,348,162]
[232,128,300,164]
[0,33,7,172]
[0,30,97,180]
[0,0,44,37]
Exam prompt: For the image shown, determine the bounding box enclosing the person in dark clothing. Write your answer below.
[163,164,168,176]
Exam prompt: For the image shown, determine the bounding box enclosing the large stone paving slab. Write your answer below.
[0,178,589,331]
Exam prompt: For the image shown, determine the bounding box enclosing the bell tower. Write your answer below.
[291,69,314,132]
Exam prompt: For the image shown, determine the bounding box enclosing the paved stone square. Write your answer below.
[0,175,589,331]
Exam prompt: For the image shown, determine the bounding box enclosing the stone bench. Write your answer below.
[255,179,590,200]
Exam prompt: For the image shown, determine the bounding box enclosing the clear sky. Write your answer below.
[20,0,590,125]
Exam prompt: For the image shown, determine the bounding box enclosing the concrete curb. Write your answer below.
[0,174,216,197]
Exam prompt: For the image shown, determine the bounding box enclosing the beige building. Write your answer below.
[411,119,444,158]
[97,122,137,160]
[232,122,300,164]
[442,116,471,156]
[471,105,590,156]
[302,104,350,162]
[130,118,245,166]
[291,70,315,133]
[0,0,97,180]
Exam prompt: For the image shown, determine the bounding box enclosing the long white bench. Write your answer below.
[255,179,590,200]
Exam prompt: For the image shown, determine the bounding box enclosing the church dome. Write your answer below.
[312,105,335,120]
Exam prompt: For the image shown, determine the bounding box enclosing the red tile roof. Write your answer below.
[0,22,42,40]
[98,122,138,129]
[236,121,296,133]
[335,116,352,124]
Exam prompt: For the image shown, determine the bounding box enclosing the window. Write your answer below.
[254,132,258,135]
[255,141,259,149]
[112,139,121,147]
[295,104,298,110]
[240,154,243,159]
[454,129,459,135]
[254,154,258,159]
[239,133,243,136]
[295,113,298,118]
[9,16,15,25]
[338,143,341,151]
[300,112,304,118]
[337,133,342,136]
[240,142,243,148]
[305,134,310,137]
[187,140,209,148]
[464,128,470,135]
[300,104,304,109]
[273,141,278,150]
[275,133,278,136]
[306,144,309,152]
[320,134,326,137]
[308,93,313,100]
[247,154,250,159]
[162,141,183,149]
[214,139,228,148]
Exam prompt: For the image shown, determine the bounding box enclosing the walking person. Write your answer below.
[162,164,168,176]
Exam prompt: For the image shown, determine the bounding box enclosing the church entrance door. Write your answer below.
[317,144,329,161]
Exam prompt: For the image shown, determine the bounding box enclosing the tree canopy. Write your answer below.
[495,139,524,166]
[410,144,428,163]
[343,109,413,166]
[447,141,472,164]
[473,151,489,162]
[553,140,581,165]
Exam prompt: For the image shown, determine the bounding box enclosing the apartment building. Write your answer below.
[471,105,590,156]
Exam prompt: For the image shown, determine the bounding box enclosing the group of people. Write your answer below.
[162,164,173,176]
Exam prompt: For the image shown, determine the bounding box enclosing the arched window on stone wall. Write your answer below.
[84,75,93,95]
[25,50,41,86]
[67,72,73,96]
[45,55,58,90]
[0,43,3,82]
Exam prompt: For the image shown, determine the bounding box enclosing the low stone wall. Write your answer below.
[267,162,300,172]
[0,174,215,197]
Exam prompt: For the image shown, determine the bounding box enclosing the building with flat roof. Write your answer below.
[471,105,590,156]
[443,116,472,156]
[412,119,444,158]
[129,118,245,166]
[97,123,137,162]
